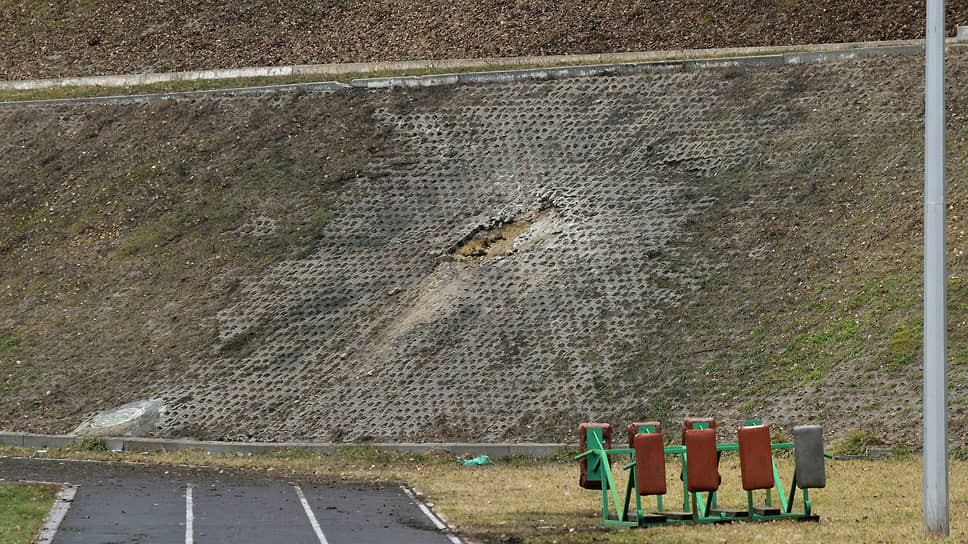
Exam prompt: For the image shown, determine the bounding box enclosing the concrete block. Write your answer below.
[694,55,784,70]
[784,45,923,66]
[444,443,512,459]
[0,432,25,447]
[191,440,260,455]
[120,437,179,452]
[371,443,428,455]
[312,444,337,455]
[507,444,567,458]
[418,74,460,86]
[21,434,73,449]
[350,78,392,89]
[457,70,529,85]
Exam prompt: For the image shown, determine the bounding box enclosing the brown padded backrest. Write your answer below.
[738,424,775,491]
[627,421,661,448]
[579,423,613,490]
[634,431,667,496]
[684,428,720,492]
[681,417,716,444]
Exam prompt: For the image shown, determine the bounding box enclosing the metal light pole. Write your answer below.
[923,0,948,536]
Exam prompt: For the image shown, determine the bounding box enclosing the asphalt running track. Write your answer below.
[0,457,462,544]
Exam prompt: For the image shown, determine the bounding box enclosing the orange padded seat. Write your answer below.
[579,423,613,490]
[738,424,775,491]
[634,431,667,496]
[684,428,720,492]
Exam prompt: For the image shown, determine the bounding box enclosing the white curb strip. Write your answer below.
[35,484,77,544]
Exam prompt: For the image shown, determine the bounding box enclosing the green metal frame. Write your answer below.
[575,424,827,528]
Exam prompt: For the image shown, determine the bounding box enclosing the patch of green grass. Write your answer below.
[110,220,182,259]
[885,323,921,373]
[66,437,108,452]
[331,445,447,465]
[952,445,968,461]
[890,443,916,459]
[953,349,968,367]
[0,333,33,393]
[0,483,58,544]
[0,333,20,350]
[735,315,863,395]
[309,203,336,230]
[252,446,315,460]
[834,429,881,456]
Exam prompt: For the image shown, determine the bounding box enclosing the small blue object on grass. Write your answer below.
[460,455,494,466]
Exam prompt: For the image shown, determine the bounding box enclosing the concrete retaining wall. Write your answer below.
[1,37,964,92]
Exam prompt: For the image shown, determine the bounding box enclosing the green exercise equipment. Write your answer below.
[574,418,830,528]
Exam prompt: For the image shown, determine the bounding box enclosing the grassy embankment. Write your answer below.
[4,52,968,443]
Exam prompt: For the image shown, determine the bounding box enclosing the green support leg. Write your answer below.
[786,468,798,514]
[623,472,634,522]
[680,453,689,513]
[601,477,609,521]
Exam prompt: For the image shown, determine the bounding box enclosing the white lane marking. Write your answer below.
[400,485,464,544]
[185,484,194,544]
[293,485,329,544]
[35,484,77,544]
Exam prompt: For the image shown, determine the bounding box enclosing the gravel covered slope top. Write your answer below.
[2,0,967,80]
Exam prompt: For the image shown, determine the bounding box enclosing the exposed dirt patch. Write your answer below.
[451,209,551,263]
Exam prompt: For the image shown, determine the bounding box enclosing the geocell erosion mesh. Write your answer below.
[5,50,954,443]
